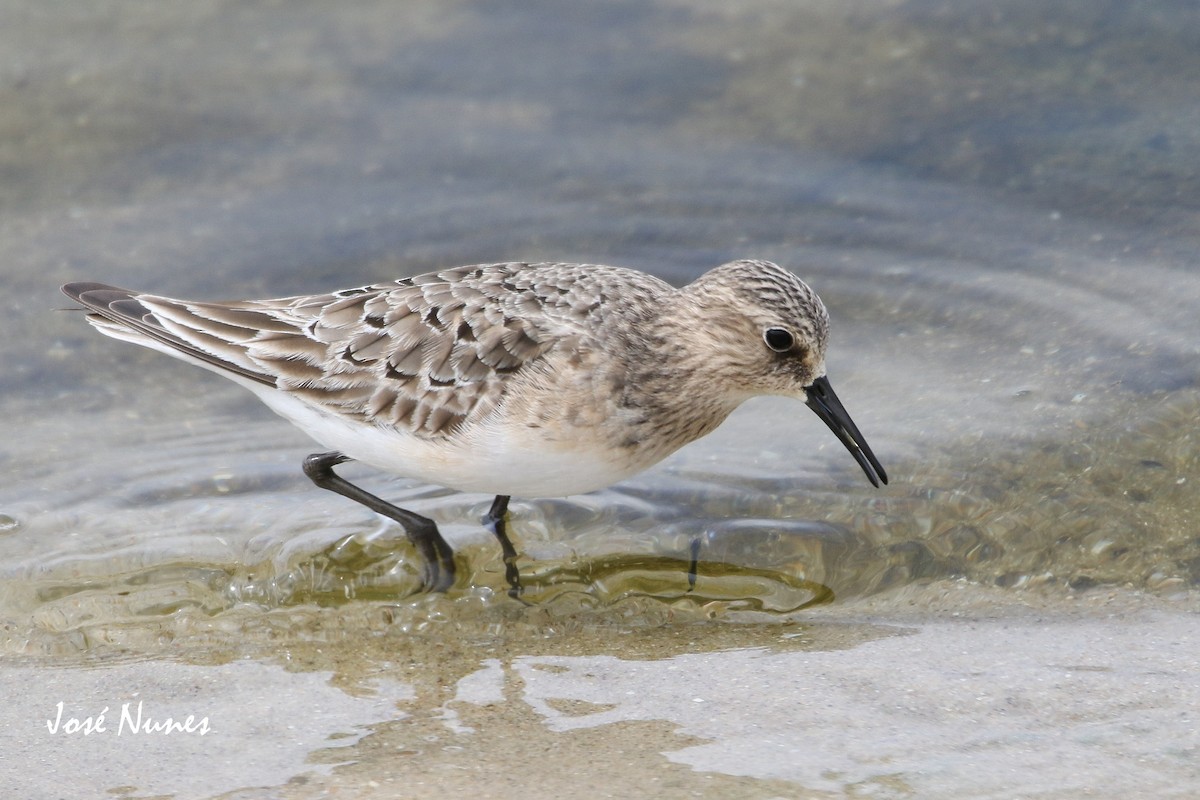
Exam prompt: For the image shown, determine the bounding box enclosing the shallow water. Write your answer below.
[2,1,1199,797]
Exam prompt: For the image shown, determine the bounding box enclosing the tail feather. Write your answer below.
[60,282,276,387]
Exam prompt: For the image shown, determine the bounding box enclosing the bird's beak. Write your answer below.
[804,375,888,487]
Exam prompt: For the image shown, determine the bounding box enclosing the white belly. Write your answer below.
[250,383,645,497]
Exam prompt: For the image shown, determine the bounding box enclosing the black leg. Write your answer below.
[482,494,522,596]
[302,451,457,592]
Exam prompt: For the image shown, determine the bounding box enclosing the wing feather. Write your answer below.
[61,262,629,438]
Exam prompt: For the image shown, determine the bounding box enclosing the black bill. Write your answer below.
[804,375,888,487]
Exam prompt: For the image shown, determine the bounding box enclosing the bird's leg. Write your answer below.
[302,451,456,592]
[482,494,522,596]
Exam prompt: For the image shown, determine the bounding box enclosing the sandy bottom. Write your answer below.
[2,583,1196,800]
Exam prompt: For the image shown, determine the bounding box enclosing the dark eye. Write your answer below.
[763,327,794,352]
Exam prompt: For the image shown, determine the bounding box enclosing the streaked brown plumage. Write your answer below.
[62,259,886,593]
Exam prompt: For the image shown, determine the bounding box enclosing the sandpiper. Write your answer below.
[62,259,886,593]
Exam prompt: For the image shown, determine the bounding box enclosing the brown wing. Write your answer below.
[64,263,600,437]
[265,264,578,435]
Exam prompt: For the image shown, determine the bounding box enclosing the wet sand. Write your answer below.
[4,585,1195,799]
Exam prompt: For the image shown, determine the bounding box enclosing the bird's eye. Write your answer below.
[763,327,794,352]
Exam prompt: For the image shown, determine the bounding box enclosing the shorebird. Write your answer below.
[62,259,886,593]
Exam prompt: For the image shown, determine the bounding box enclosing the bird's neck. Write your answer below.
[614,309,746,458]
